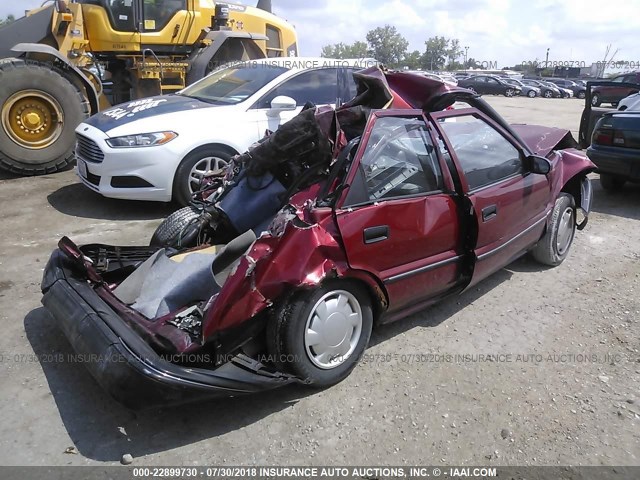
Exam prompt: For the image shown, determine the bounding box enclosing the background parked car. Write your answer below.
[548,79,587,99]
[504,78,540,98]
[618,92,640,111]
[587,110,640,190]
[74,58,369,206]
[591,71,640,107]
[521,79,560,98]
[457,75,522,96]
[539,81,566,98]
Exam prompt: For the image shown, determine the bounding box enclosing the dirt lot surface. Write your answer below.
[0,96,637,467]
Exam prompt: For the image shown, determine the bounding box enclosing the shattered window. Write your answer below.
[359,117,443,200]
[439,115,522,191]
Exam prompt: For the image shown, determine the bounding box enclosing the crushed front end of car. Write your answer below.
[38,66,486,408]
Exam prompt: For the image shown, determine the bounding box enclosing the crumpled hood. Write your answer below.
[84,94,216,134]
[510,124,578,157]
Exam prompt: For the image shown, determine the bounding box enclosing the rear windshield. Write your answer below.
[179,64,289,105]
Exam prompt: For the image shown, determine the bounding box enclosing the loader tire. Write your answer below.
[0,58,90,175]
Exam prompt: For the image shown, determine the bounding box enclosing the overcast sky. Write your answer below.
[3,0,639,69]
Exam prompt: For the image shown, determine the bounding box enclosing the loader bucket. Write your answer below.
[0,6,54,60]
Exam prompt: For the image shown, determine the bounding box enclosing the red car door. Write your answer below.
[335,111,463,314]
[429,109,551,287]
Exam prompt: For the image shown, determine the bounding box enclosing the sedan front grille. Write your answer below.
[76,134,104,163]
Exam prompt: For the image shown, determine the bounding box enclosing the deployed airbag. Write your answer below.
[114,249,219,319]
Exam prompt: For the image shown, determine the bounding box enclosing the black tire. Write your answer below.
[150,206,201,247]
[531,193,576,267]
[527,89,537,98]
[0,58,90,175]
[504,88,515,97]
[599,173,626,191]
[591,93,601,107]
[267,280,374,387]
[543,90,553,98]
[173,146,234,207]
[577,91,586,99]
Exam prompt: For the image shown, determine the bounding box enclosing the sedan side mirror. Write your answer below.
[270,95,297,111]
[528,155,551,175]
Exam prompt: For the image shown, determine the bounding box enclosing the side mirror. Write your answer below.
[270,95,297,111]
[528,155,551,175]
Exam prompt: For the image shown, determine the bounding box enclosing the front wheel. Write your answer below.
[531,193,576,267]
[504,88,515,97]
[150,206,202,248]
[591,94,601,107]
[173,146,233,207]
[0,59,90,175]
[577,91,586,99]
[543,90,553,98]
[267,280,373,387]
[527,90,537,98]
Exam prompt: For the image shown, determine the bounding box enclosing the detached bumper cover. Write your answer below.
[41,250,297,409]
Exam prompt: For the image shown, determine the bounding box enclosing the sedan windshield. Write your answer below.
[179,64,289,105]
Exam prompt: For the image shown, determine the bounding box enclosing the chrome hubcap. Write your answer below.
[304,290,363,369]
[188,156,228,194]
[556,207,575,255]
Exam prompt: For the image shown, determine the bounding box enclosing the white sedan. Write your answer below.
[75,58,374,205]
[618,92,640,111]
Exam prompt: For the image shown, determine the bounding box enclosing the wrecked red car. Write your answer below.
[41,67,595,409]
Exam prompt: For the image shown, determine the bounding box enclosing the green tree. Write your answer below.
[321,41,368,59]
[0,14,16,27]
[403,50,423,70]
[446,38,463,68]
[365,25,409,68]
[422,36,449,70]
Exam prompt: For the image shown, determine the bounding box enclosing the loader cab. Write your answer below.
[79,0,187,33]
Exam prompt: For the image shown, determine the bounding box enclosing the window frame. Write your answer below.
[251,68,341,110]
[141,0,187,32]
[428,108,528,194]
[340,112,448,209]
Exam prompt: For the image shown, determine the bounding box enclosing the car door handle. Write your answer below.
[363,225,389,244]
[482,205,498,222]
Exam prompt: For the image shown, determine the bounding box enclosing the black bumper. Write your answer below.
[41,250,297,409]
[587,146,640,181]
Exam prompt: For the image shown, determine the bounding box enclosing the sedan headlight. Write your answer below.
[106,131,178,148]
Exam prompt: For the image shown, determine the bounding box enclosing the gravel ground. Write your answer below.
[0,96,637,467]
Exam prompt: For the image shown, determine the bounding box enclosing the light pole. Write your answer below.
[545,48,550,68]
[464,46,469,70]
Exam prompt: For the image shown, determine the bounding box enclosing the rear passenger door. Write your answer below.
[335,111,463,312]
[429,109,551,287]
[251,68,340,135]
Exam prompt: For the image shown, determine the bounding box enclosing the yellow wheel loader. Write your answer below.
[0,0,297,175]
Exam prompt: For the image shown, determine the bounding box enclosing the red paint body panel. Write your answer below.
[336,195,461,310]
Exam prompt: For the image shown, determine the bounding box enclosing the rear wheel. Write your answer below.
[0,59,90,175]
[531,193,576,267]
[173,146,233,207]
[577,91,586,99]
[599,173,626,191]
[267,280,373,387]
[591,93,601,107]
